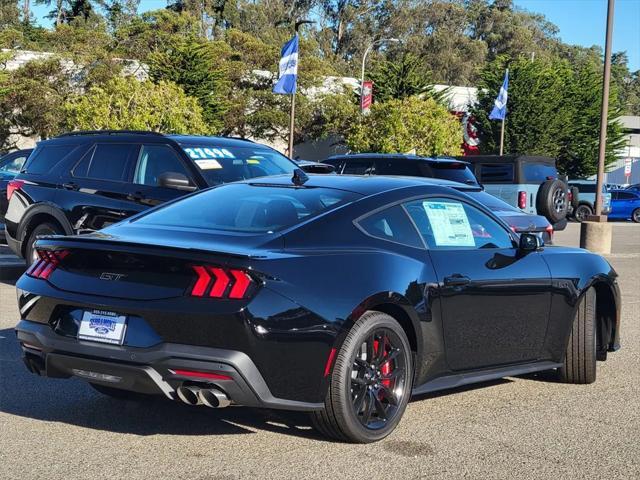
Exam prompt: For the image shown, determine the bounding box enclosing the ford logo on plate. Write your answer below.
[94,327,109,335]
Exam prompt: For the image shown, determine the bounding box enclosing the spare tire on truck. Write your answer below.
[536,179,569,224]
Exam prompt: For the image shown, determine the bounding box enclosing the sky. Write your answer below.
[31,0,640,71]
[514,0,640,71]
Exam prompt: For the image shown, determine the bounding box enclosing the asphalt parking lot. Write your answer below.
[0,222,638,479]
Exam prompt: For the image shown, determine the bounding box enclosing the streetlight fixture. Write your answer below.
[360,38,400,113]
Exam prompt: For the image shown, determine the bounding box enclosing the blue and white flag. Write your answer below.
[273,35,299,95]
[489,70,509,120]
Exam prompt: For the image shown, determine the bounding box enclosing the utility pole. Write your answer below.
[593,0,615,220]
[580,0,615,254]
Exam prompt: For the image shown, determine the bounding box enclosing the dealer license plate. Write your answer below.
[78,310,127,345]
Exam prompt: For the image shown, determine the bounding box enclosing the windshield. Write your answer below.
[135,183,361,233]
[181,144,297,185]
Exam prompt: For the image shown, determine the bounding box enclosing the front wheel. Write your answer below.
[558,287,597,384]
[311,311,413,443]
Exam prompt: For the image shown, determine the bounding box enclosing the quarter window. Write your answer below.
[404,198,513,250]
[25,144,78,175]
[73,144,139,182]
[134,145,192,187]
[357,205,423,249]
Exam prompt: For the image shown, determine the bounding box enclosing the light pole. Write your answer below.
[360,38,400,113]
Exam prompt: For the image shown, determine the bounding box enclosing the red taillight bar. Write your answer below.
[27,249,70,280]
[190,265,253,299]
[6,179,25,201]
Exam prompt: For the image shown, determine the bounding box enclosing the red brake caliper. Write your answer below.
[374,337,393,389]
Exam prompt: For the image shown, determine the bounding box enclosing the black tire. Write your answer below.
[569,186,580,209]
[25,222,63,266]
[558,287,597,384]
[573,204,592,223]
[90,383,153,401]
[536,179,569,223]
[632,208,640,223]
[311,311,413,443]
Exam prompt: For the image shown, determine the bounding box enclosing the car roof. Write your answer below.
[325,153,469,165]
[245,173,478,196]
[461,155,556,165]
[39,131,260,149]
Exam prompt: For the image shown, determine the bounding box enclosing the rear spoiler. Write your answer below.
[34,235,261,260]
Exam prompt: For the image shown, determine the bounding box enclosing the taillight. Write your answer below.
[545,224,554,238]
[26,249,70,280]
[518,191,527,209]
[190,265,254,299]
[6,179,25,201]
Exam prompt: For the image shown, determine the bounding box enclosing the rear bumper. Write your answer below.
[16,319,323,411]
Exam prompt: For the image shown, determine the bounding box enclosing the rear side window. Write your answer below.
[375,159,422,177]
[341,159,374,175]
[24,144,78,174]
[570,183,596,194]
[522,163,557,183]
[429,162,479,185]
[479,164,514,183]
[73,144,139,182]
[135,183,360,233]
[356,205,423,249]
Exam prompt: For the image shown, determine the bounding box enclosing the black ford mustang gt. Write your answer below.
[15,174,621,443]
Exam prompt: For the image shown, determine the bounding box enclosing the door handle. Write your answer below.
[444,274,470,287]
[62,182,78,191]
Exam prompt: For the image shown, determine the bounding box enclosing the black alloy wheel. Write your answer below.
[311,311,413,443]
[350,329,408,430]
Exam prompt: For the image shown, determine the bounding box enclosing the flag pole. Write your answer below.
[288,92,296,157]
[499,116,505,156]
[499,68,508,156]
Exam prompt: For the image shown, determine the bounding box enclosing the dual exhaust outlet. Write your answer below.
[176,385,231,408]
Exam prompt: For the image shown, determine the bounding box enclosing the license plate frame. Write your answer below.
[78,310,127,345]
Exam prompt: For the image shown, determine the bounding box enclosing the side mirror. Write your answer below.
[519,233,543,252]
[158,172,197,192]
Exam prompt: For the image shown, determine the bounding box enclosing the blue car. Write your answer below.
[609,189,640,223]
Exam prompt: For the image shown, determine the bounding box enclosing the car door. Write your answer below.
[129,144,198,207]
[60,142,141,233]
[404,197,552,371]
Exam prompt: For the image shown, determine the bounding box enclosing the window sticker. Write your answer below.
[184,147,236,160]
[423,201,475,247]
[194,159,222,170]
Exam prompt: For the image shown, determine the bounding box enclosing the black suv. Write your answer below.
[324,153,480,185]
[4,131,298,264]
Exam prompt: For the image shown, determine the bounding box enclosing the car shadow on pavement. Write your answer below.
[0,327,325,440]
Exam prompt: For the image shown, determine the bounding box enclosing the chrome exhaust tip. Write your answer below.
[198,388,231,408]
[176,385,202,405]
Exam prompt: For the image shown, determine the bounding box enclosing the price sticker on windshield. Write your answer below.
[423,201,475,247]
[184,147,236,160]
